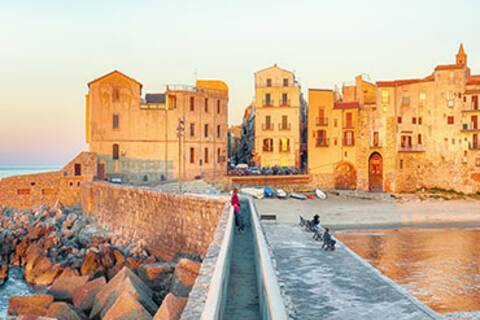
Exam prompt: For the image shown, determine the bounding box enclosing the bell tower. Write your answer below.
[456,43,467,66]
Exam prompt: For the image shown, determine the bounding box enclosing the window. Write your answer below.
[282,93,288,105]
[74,164,81,176]
[190,123,195,137]
[473,95,479,110]
[112,144,119,160]
[401,135,412,148]
[190,97,195,111]
[400,159,403,169]
[447,116,454,125]
[279,138,290,152]
[397,116,402,124]
[412,117,417,125]
[283,78,289,86]
[263,138,273,152]
[447,91,455,107]
[217,125,221,138]
[345,113,353,128]
[265,93,271,105]
[17,188,31,195]
[381,90,389,104]
[334,119,338,128]
[419,92,427,105]
[281,115,288,130]
[190,148,195,163]
[217,100,221,113]
[402,95,410,107]
[418,134,423,145]
[168,95,177,108]
[217,148,221,163]
[343,131,354,146]
[204,98,209,112]
[112,114,120,129]
[317,130,327,146]
[204,124,209,137]
[112,87,120,102]
[419,117,423,125]
[373,131,379,147]
[204,148,209,164]
[266,78,272,87]
[264,115,272,130]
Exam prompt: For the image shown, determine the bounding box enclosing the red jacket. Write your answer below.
[231,193,240,213]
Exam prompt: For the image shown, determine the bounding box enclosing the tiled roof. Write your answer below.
[145,94,166,104]
[434,64,464,71]
[464,89,480,95]
[377,75,434,88]
[333,101,359,109]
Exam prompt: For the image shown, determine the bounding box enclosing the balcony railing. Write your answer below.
[398,145,425,152]
[370,141,383,148]
[262,123,274,131]
[278,123,291,131]
[343,123,354,129]
[279,147,291,153]
[342,139,355,147]
[462,103,480,112]
[278,99,291,107]
[316,117,328,126]
[262,99,274,107]
[461,123,480,131]
[262,147,273,152]
[316,138,329,147]
[469,142,480,150]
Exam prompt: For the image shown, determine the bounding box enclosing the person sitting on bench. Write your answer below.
[322,228,336,250]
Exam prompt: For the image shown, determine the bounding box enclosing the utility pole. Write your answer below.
[177,117,185,192]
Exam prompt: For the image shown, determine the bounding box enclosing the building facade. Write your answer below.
[253,65,304,168]
[308,45,480,194]
[86,70,229,183]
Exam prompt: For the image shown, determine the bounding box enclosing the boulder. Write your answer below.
[153,293,187,320]
[24,246,63,286]
[8,294,54,316]
[46,302,83,320]
[90,267,157,319]
[0,263,8,285]
[48,275,89,301]
[103,292,153,320]
[58,267,80,279]
[169,259,201,297]
[72,276,106,312]
[138,262,174,289]
[80,251,102,277]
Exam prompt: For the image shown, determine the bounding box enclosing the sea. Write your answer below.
[0,165,61,180]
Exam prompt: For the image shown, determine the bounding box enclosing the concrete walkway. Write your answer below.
[224,209,261,320]
[262,222,439,320]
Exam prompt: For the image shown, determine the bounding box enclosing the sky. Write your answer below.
[0,0,479,165]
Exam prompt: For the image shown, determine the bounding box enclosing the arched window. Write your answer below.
[112,144,119,160]
[263,138,273,152]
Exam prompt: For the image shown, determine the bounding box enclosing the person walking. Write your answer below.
[231,188,244,232]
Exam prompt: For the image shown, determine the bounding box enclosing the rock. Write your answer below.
[90,267,157,319]
[64,213,78,229]
[8,294,54,317]
[72,276,106,312]
[46,302,83,320]
[24,250,63,286]
[80,251,102,277]
[103,292,153,320]
[138,262,174,303]
[48,275,89,301]
[58,267,80,279]
[153,293,187,320]
[169,259,201,297]
[0,263,8,285]
[33,264,64,287]
[77,225,105,247]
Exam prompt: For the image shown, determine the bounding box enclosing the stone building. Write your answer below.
[308,45,480,194]
[86,70,229,183]
[238,104,255,165]
[253,65,304,168]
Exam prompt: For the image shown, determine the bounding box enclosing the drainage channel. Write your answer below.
[224,198,261,319]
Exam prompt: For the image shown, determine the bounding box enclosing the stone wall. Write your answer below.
[80,182,227,260]
[0,152,97,209]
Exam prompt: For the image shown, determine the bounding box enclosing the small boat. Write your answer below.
[276,189,288,199]
[290,193,307,200]
[315,188,328,200]
[240,187,265,199]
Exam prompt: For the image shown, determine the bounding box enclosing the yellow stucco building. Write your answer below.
[253,65,304,168]
[86,70,229,183]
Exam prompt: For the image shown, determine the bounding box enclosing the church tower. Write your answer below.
[456,43,467,66]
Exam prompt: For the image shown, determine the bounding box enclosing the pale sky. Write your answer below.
[1,0,479,165]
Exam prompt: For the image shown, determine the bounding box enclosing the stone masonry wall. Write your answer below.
[80,182,227,260]
[0,152,97,209]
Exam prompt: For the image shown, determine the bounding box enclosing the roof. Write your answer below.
[254,64,294,75]
[196,80,228,92]
[334,102,359,110]
[88,70,143,88]
[145,94,166,104]
[309,88,333,92]
[377,75,434,88]
[434,64,464,71]
[466,80,480,86]
[464,89,480,95]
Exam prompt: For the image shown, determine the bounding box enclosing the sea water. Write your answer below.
[0,165,60,180]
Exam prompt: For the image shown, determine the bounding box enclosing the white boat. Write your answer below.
[240,187,265,199]
[315,188,327,200]
[276,189,288,199]
[290,193,307,200]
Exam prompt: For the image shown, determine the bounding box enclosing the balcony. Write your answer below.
[278,123,291,131]
[262,123,274,131]
[370,141,383,148]
[262,99,274,107]
[461,123,480,132]
[278,99,291,107]
[316,138,329,147]
[469,142,480,150]
[316,117,328,126]
[342,139,355,147]
[398,145,425,152]
[462,104,480,112]
[343,123,354,129]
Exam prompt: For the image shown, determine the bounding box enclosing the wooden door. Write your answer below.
[369,153,383,192]
[97,163,106,180]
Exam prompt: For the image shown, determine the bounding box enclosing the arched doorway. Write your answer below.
[369,152,383,192]
[335,162,357,190]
